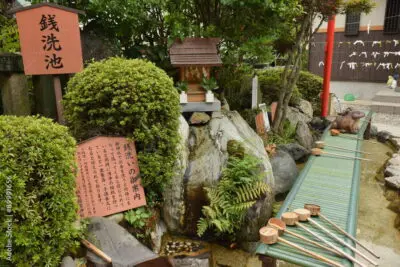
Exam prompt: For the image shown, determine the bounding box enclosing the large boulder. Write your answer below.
[296,99,313,118]
[277,143,310,163]
[286,106,312,128]
[163,111,274,240]
[271,149,298,195]
[385,176,400,190]
[296,121,314,150]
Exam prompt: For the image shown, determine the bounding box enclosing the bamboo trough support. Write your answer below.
[293,209,378,266]
[311,148,373,162]
[81,239,112,264]
[304,204,380,259]
[314,141,371,155]
[281,212,367,267]
[267,218,341,256]
[330,129,379,144]
[259,226,343,267]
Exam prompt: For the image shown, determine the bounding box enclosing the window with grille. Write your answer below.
[345,12,361,36]
[384,0,400,34]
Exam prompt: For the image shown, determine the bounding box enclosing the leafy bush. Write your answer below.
[266,120,296,145]
[197,145,270,240]
[64,57,181,199]
[258,68,323,114]
[0,116,82,266]
[125,207,152,229]
[0,16,20,53]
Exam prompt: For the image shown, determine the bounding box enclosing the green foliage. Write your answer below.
[226,140,245,159]
[200,76,218,91]
[0,116,83,266]
[296,70,323,115]
[175,81,188,93]
[0,16,20,53]
[125,207,152,229]
[197,153,270,239]
[63,57,181,200]
[267,120,296,145]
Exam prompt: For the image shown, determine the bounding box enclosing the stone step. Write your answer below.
[371,101,400,114]
[372,89,400,103]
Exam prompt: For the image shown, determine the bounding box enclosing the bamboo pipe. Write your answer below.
[304,204,380,259]
[311,148,372,162]
[330,129,379,144]
[267,218,341,256]
[314,141,371,155]
[281,212,367,267]
[81,239,112,264]
[294,209,378,266]
[259,226,343,267]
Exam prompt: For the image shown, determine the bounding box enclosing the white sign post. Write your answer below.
[252,75,258,109]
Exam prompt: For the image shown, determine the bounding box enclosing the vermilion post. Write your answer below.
[321,15,336,117]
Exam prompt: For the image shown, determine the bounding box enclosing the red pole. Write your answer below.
[321,15,336,117]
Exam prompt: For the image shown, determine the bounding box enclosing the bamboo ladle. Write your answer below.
[311,148,372,162]
[259,226,343,267]
[81,239,112,264]
[281,212,367,267]
[315,141,371,155]
[304,204,379,259]
[293,209,378,266]
[330,129,379,144]
[267,218,341,256]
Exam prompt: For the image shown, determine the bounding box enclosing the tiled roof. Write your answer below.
[169,38,222,66]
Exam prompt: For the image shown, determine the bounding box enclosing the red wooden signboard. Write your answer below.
[14,4,83,75]
[75,136,146,218]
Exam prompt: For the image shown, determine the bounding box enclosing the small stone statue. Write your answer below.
[331,108,365,134]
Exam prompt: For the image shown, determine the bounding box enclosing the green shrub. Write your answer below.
[63,57,181,199]
[266,120,296,145]
[257,68,322,112]
[197,148,270,240]
[0,116,82,266]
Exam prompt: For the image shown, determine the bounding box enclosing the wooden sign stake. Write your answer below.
[293,209,378,266]
[304,204,380,259]
[53,75,65,124]
[281,212,367,267]
[259,227,343,267]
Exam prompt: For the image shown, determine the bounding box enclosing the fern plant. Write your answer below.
[197,151,270,239]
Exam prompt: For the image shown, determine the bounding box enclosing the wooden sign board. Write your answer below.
[75,136,146,218]
[14,4,83,75]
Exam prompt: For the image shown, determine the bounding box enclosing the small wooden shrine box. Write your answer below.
[169,38,222,102]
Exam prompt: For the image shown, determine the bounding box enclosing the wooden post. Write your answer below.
[252,75,258,109]
[53,76,65,124]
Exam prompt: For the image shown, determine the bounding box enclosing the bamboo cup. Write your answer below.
[311,148,372,162]
[281,212,367,267]
[81,239,112,263]
[267,218,341,256]
[330,129,379,144]
[304,204,379,259]
[293,209,378,266]
[259,226,343,267]
[314,141,371,155]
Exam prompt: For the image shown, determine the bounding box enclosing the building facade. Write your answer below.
[309,0,400,82]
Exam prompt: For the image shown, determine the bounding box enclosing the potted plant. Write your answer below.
[201,76,218,103]
[176,81,188,103]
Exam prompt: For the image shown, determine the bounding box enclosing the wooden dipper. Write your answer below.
[330,129,378,144]
[81,239,112,263]
[281,212,367,267]
[293,209,378,266]
[259,226,343,267]
[311,148,372,162]
[267,218,340,256]
[314,141,371,155]
[304,204,380,259]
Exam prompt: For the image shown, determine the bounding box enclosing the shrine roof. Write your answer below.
[169,38,222,67]
[9,2,85,15]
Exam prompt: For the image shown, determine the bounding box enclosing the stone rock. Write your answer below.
[295,121,314,150]
[277,143,310,163]
[163,116,189,233]
[150,220,167,254]
[388,199,400,213]
[310,116,330,132]
[286,106,312,128]
[271,150,298,195]
[377,131,391,143]
[370,125,378,138]
[86,217,157,267]
[61,256,75,267]
[388,154,400,166]
[385,176,400,190]
[172,257,210,267]
[189,112,211,125]
[385,165,400,177]
[106,213,124,224]
[163,111,274,240]
[0,73,31,115]
[297,99,313,118]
